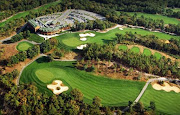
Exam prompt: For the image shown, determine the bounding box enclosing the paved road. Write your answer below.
[122,77,168,112]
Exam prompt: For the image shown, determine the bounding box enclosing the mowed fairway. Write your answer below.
[20,57,145,106]
[125,12,180,25]
[56,28,180,49]
[140,85,180,114]
[16,41,33,51]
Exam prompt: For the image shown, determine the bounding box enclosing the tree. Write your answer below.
[93,96,101,107]
[150,101,156,111]
[70,88,84,102]
[133,102,144,112]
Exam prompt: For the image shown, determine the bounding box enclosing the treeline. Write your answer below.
[82,43,180,78]
[3,30,31,43]
[71,20,115,31]
[115,32,180,57]
[0,1,67,38]
[0,0,57,21]
[68,0,180,35]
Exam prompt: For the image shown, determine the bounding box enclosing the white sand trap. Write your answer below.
[77,44,87,50]
[47,80,69,95]
[119,28,123,30]
[152,82,180,93]
[80,37,87,41]
[79,33,95,37]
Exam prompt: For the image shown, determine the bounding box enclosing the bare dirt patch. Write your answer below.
[0,43,18,60]
[77,60,147,81]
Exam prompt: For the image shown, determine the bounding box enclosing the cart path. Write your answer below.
[122,77,168,112]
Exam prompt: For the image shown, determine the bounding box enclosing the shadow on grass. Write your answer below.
[36,56,49,63]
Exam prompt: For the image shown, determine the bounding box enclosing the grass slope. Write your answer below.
[56,28,180,49]
[140,85,180,114]
[20,57,145,106]
[16,41,34,51]
[28,33,44,43]
[0,0,61,27]
[125,12,180,25]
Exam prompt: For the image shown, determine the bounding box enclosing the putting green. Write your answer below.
[141,85,180,114]
[154,52,162,60]
[130,46,140,53]
[16,41,34,51]
[35,69,55,83]
[143,49,152,56]
[20,57,145,106]
[119,45,128,51]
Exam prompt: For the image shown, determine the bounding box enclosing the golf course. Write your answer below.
[56,27,180,49]
[20,57,145,106]
[141,85,180,114]
[16,41,34,51]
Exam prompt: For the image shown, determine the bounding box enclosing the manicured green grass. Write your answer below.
[56,28,180,49]
[35,69,55,83]
[0,0,62,27]
[154,52,162,60]
[125,12,180,25]
[119,45,128,51]
[28,33,44,43]
[140,85,180,114]
[130,46,140,54]
[143,49,152,56]
[20,57,145,106]
[16,41,34,51]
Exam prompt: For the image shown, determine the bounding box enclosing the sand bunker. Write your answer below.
[47,80,69,95]
[77,44,87,50]
[119,28,123,30]
[79,33,95,37]
[80,37,87,41]
[152,82,180,93]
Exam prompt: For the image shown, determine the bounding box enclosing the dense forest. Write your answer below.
[0,0,57,21]
[91,0,180,18]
